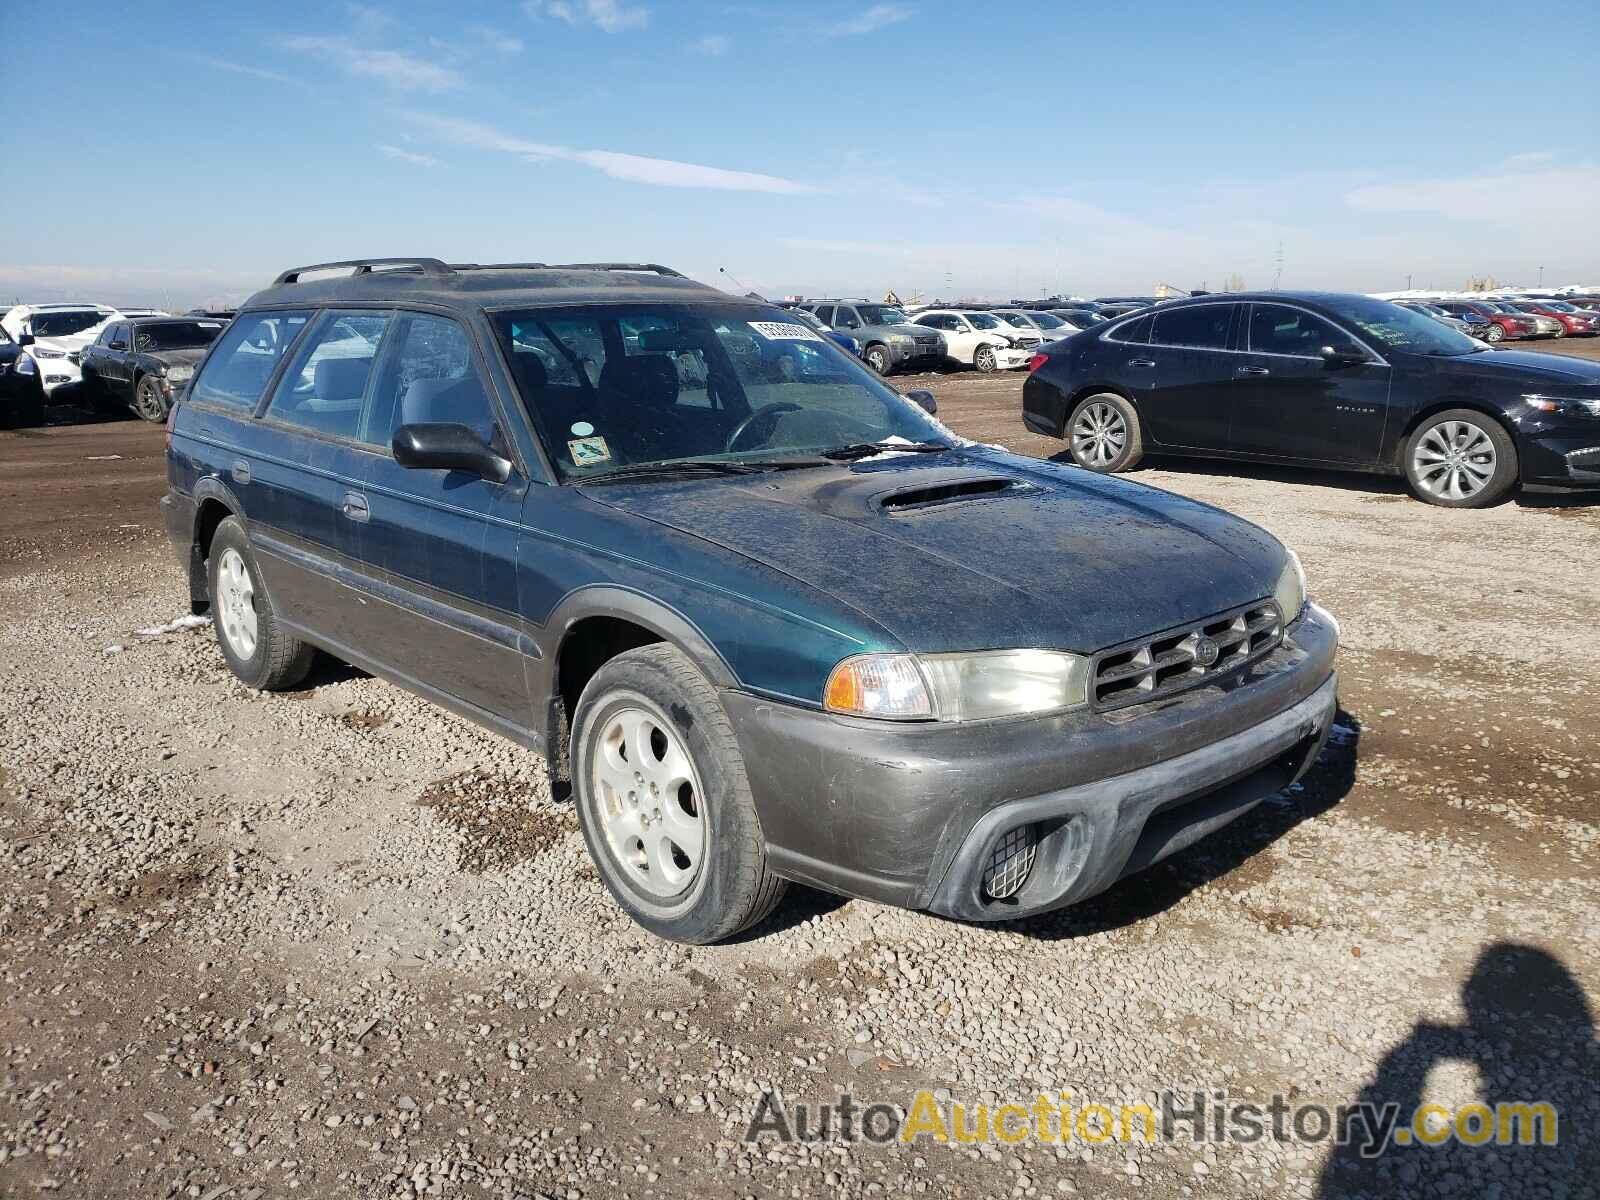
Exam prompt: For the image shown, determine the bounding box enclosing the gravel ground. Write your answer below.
[2,355,1598,1199]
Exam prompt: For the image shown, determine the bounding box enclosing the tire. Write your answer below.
[973,345,998,374]
[1549,325,1566,339]
[863,344,890,375]
[1403,409,1518,509]
[133,375,168,422]
[1065,392,1144,473]
[206,516,317,690]
[571,644,786,944]
[1484,324,1504,343]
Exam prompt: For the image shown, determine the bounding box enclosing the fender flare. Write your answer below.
[541,584,739,691]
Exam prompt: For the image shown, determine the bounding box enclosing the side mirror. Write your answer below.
[906,389,937,415]
[393,422,512,483]
[17,333,34,347]
[1320,344,1367,368]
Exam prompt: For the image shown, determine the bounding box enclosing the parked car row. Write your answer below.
[0,302,232,426]
[1379,291,1600,342]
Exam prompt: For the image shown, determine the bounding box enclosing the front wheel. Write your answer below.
[133,375,168,422]
[862,344,889,375]
[973,345,998,373]
[572,644,786,944]
[1483,323,1504,343]
[1404,410,1517,508]
[207,516,317,689]
[1066,393,1144,473]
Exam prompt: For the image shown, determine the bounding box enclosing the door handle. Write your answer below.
[1234,366,1270,377]
[1127,357,1156,368]
[341,491,370,523]
[231,459,251,484]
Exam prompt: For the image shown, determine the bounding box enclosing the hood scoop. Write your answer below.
[877,476,1027,513]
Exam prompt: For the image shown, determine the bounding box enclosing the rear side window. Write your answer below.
[191,311,312,409]
[265,311,390,440]
[1152,305,1236,350]
[1106,314,1151,344]
[364,314,495,447]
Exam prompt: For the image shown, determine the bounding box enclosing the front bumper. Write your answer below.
[723,602,1339,921]
[35,355,81,394]
[994,348,1034,370]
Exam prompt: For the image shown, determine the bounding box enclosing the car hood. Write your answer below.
[147,348,210,369]
[32,333,95,353]
[1433,348,1600,389]
[579,450,1288,654]
[885,323,940,339]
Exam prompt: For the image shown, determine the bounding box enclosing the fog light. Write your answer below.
[982,824,1038,901]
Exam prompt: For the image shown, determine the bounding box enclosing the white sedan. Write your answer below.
[911,309,1034,372]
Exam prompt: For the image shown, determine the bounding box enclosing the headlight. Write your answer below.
[166,365,194,383]
[1274,550,1307,625]
[890,334,913,346]
[1524,394,1600,417]
[824,649,1091,722]
[34,347,65,359]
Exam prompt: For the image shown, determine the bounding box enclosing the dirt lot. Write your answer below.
[2,348,1598,1200]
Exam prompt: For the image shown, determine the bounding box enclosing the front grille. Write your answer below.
[914,336,940,349]
[1091,600,1282,711]
[1016,336,1042,348]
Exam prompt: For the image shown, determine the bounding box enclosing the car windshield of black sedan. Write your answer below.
[492,305,950,479]
[132,321,225,352]
[1321,295,1484,357]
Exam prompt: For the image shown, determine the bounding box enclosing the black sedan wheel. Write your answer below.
[1404,410,1517,508]
[1066,393,1144,473]
[134,376,168,422]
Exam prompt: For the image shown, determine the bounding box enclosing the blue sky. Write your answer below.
[3,0,1596,307]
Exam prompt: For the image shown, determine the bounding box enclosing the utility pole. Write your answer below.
[1538,266,1544,286]
[1272,242,1284,290]
[1406,273,1412,290]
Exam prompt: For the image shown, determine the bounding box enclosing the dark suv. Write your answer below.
[164,257,1338,943]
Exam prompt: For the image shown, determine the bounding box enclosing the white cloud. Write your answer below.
[524,0,649,32]
[690,33,731,56]
[469,25,525,53]
[186,54,308,88]
[408,113,815,193]
[282,35,463,91]
[837,3,913,34]
[379,144,437,167]
[1345,163,1600,225]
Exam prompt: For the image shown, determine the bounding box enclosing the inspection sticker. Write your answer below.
[568,436,612,466]
[749,321,822,342]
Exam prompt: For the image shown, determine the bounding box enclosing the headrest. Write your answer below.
[314,356,372,400]
[599,354,679,409]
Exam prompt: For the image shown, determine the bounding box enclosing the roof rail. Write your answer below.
[448,262,551,272]
[272,258,452,286]
[548,262,686,278]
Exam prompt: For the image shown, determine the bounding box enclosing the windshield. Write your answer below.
[1542,301,1576,312]
[1320,295,1485,357]
[964,313,1002,330]
[491,304,951,479]
[30,310,110,338]
[786,307,828,332]
[133,321,225,352]
[1026,312,1069,329]
[857,305,910,326]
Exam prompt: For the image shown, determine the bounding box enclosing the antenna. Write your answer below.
[718,266,751,293]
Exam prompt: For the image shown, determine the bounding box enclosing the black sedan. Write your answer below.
[1023,291,1600,507]
[0,323,46,429]
[80,317,227,421]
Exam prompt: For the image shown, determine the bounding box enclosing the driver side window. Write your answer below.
[1248,305,1342,357]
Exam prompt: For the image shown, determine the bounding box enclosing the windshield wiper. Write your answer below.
[819,440,952,461]
[581,457,836,484]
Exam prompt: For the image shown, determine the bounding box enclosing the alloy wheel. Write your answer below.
[135,378,166,422]
[589,704,705,900]
[1411,420,1497,502]
[1072,401,1128,467]
[216,547,259,659]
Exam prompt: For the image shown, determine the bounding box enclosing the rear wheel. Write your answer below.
[863,343,890,375]
[572,644,786,944]
[1066,392,1144,473]
[1404,410,1517,508]
[206,517,317,689]
[133,375,168,422]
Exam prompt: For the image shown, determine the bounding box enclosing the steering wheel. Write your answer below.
[726,402,802,453]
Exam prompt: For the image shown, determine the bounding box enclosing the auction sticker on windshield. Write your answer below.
[749,322,822,342]
[568,436,612,466]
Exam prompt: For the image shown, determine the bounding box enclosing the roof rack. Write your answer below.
[449,262,551,271]
[547,263,686,278]
[272,258,452,286]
